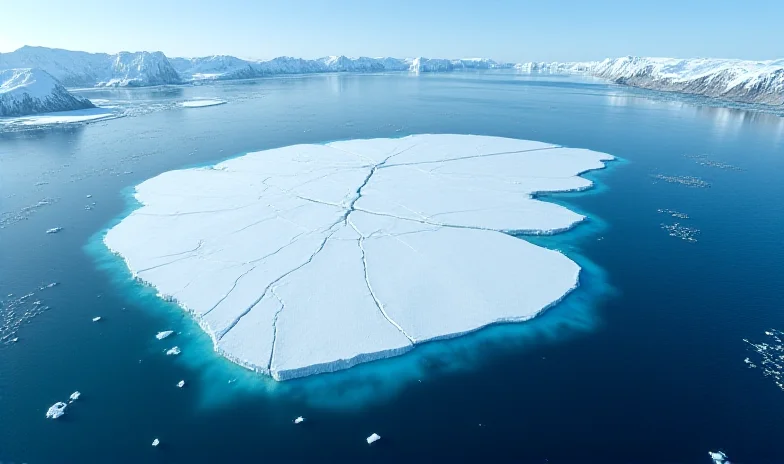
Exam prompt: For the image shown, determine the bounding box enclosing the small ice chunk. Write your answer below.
[92,316,102,322]
[709,451,729,464]
[86,194,92,198]
[69,391,81,402]
[10,337,18,343]
[45,402,67,419]
[294,416,305,424]
[366,433,381,445]
[156,330,174,340]
[46,227,63,234]
[152,438,160,447]
[176,380,185,388]
[166,346,181,356]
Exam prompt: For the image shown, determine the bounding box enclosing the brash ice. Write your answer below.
[104,134,614,380]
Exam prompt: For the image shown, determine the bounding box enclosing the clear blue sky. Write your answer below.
[2,0,782,61]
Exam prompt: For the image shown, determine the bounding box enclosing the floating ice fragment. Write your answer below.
[155,330,174,340]
[709,450,729,463]
[69,391,81,402]
[176,380,185,388]
[46,402,67,419]
[166,346,181,356]
[86,194,92,198]
[46,227,63,234]
[11,337,19,343]
[152,438,160,447]
[92,316,102,322]
[366,433,381,445]
[294,416,305,424]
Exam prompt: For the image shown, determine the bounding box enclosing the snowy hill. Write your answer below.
[0,68,95,117]
[517,56,784,106]
[0,46,181,87]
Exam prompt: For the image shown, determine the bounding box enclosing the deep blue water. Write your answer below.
[1,71,783,463]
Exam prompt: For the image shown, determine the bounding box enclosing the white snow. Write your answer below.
[366,433,381,444]
[45,402,67,419]
[4,107,115,126]
[156,330,174,340]
[152,438,160,447]
[294,416,305,424]
[180,99,227,108]
[92,316,101,322]
[176,380,185,388]
[69,391,81,402]
[45,227,63,234]
[104,134,613,381]
[166,346,181,356]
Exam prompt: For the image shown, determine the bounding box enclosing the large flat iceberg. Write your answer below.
[104,134,613,380]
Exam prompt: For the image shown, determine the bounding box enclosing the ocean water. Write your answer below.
[1,71,784,463]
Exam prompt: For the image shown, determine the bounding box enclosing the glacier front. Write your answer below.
[104,134,613,381]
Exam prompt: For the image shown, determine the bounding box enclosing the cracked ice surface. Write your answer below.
[104,134,613,380]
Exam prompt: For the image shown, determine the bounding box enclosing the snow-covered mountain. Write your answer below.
[517,56,784,106]
[0,68,95,117]
[0,46,181,87]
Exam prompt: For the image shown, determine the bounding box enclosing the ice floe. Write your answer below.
[152,438,160,447]
[45,402,67,419]
[45,227,63,234]
[294,416,305,424]
[651,174,710,188]
[660,223,700,242]
[166,346,181,356]
[709,450,729,463]
[177,380,185,388]
[92,316,102,322]
[1,107,116,127]
[156,330,174,340]
[69,391,81,402]
[366,433,381,444]
[180,99,226,108]
[104,134,613,380]
[744,328,784,391]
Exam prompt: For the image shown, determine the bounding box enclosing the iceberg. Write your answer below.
[69,391,81,402]
[104,134,613,381]
[180,99,226,108]
[45,402,67,419]
[709,451,729,463]
[92,316,101,322]
[294,416,305,424]
[156,330,174,340]
[176,380,185,388]
[152,438,160,447]
[166,346,181,356]
[366,433,381,445]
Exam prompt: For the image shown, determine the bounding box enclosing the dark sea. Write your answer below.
[1,71,783,463]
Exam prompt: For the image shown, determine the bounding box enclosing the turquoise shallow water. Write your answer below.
[1,72,783,463]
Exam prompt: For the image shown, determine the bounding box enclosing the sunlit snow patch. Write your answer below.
[180,99,226,108]
[104,134,614,381]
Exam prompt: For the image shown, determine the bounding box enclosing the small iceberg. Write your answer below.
[69,391,81,402]
[180,99,226,108]
[709,451,729,463]
[152,438,160,447]
[92,316,102,322]
[46,227,63,234]
[155,330,174,340]
[366,433,381,445]
[294,416,305,424]
[45,402,67,419]
[176,380,185,388]
[166,346,181,356]
[10,337,18,343]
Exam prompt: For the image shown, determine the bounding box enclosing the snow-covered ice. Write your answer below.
[152,438,160,447]
[709,451,729,464]
[45,227,63,234]
[294,416,305,424]
[180,99,226,108]
[92,316,101,322]
[176,380,185,388]
[69,391,81,402]
[156,330,174,340]
[3,107,116,126]
[104,134,613,380]
[166,346,181,356]
[366,433,381,444]
[45,402,67,419]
